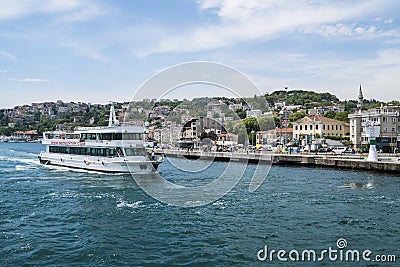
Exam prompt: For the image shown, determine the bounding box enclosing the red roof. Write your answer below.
[275,127,293,133]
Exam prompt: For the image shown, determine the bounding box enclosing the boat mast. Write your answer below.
[108,104,119,127]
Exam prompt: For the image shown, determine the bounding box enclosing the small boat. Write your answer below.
[38,106,163,174]
[8,135,30,143]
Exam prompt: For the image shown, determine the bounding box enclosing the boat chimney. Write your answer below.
[108,105,119,127]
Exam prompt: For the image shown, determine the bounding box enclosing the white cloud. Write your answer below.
[0,50,17,60]
[0,0,104,21]
[147,0,400,54]
[206,46,400,101]
[9,78,50,82]
[301,22,400,40]
[60,40,108,63]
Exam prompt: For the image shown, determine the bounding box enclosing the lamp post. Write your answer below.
[366,118,378,161]
[284,86,288,147]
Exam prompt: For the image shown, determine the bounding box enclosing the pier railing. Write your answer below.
[158,149,400,173]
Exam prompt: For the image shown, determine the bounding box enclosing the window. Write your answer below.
[124,148,146,156]
[392,128,396,132]
[112,133,122,140]
[123,133,142,140]
[300,126,302,130]
[295,126,298,130]
[393,117,397,123]
[310,125,313,130]
[305,125,308,130]
[383,117,388,123]
[323,125,325,130]
[316,125,319,130]
[327,125,330,130]
[102,133,112,140]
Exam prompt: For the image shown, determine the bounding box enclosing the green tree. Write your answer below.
[334,111,350,122]
[289,111,306,122]
[212,112,220,119]
[235,109,246,119]
[273,116,281,128]
[257,116,275,131]
[324,110,336,119]
[242,117,260,134]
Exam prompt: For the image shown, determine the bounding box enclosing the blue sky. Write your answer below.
[1,0,400,108]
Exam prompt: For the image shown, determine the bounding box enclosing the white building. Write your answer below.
[348,86,400,151]
[246,109,263,118]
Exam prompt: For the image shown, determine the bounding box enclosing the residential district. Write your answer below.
[0,87,399,155]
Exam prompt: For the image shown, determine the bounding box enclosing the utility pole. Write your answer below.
[284,86,288,147]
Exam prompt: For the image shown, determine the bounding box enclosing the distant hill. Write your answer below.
[265,90,340,108]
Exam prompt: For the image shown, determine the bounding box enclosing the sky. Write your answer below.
[1,0,400,108]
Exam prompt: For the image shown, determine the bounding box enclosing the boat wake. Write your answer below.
[339,182,374,189]
[0,155,40,166]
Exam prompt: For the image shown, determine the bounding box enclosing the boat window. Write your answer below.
[124,148,146,156]
[123,133,142,140]
[115,147,124,157]
[112,133,123,140]
[49,146,117,157]
[102,133,112,140]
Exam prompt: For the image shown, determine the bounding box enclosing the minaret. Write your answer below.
[357,84,363,110]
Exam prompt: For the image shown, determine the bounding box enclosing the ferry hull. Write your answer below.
[38,153,160,174]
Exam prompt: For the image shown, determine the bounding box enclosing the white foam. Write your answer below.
[0,155,39,165]
[117,200,143,208]
[41,164,119,175]
[366,182,374,189]
[15,165,28,171]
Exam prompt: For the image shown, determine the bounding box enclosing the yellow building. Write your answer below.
[292,116,350,140]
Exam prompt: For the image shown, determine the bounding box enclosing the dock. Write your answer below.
[159,149,400,173]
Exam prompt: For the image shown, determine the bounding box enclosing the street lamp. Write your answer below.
[365,117,378,161]
[251,130,255,147]
[284,86,288,147]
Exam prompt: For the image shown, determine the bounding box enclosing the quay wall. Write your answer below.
[159,150,400,173]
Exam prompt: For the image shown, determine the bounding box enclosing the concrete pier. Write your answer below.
[159,149,400,173]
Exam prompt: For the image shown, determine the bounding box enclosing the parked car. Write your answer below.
[317,147,332,153]
[342,148,355,154]
[332,147,346,154]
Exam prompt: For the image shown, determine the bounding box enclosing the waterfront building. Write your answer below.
[292,116,350,140]
[256,127,293,146]
[179,117,226,149]
[348,86,400,151]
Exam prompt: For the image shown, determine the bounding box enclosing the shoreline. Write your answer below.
[160,149,400,174]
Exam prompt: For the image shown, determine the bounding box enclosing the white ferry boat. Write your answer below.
[38,106,164,174]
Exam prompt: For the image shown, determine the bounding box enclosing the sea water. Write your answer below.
[0,143,399,266]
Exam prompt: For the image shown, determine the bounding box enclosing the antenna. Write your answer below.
[108,102,119,127]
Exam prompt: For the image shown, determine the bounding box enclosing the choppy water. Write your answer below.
[0,143,399,266]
